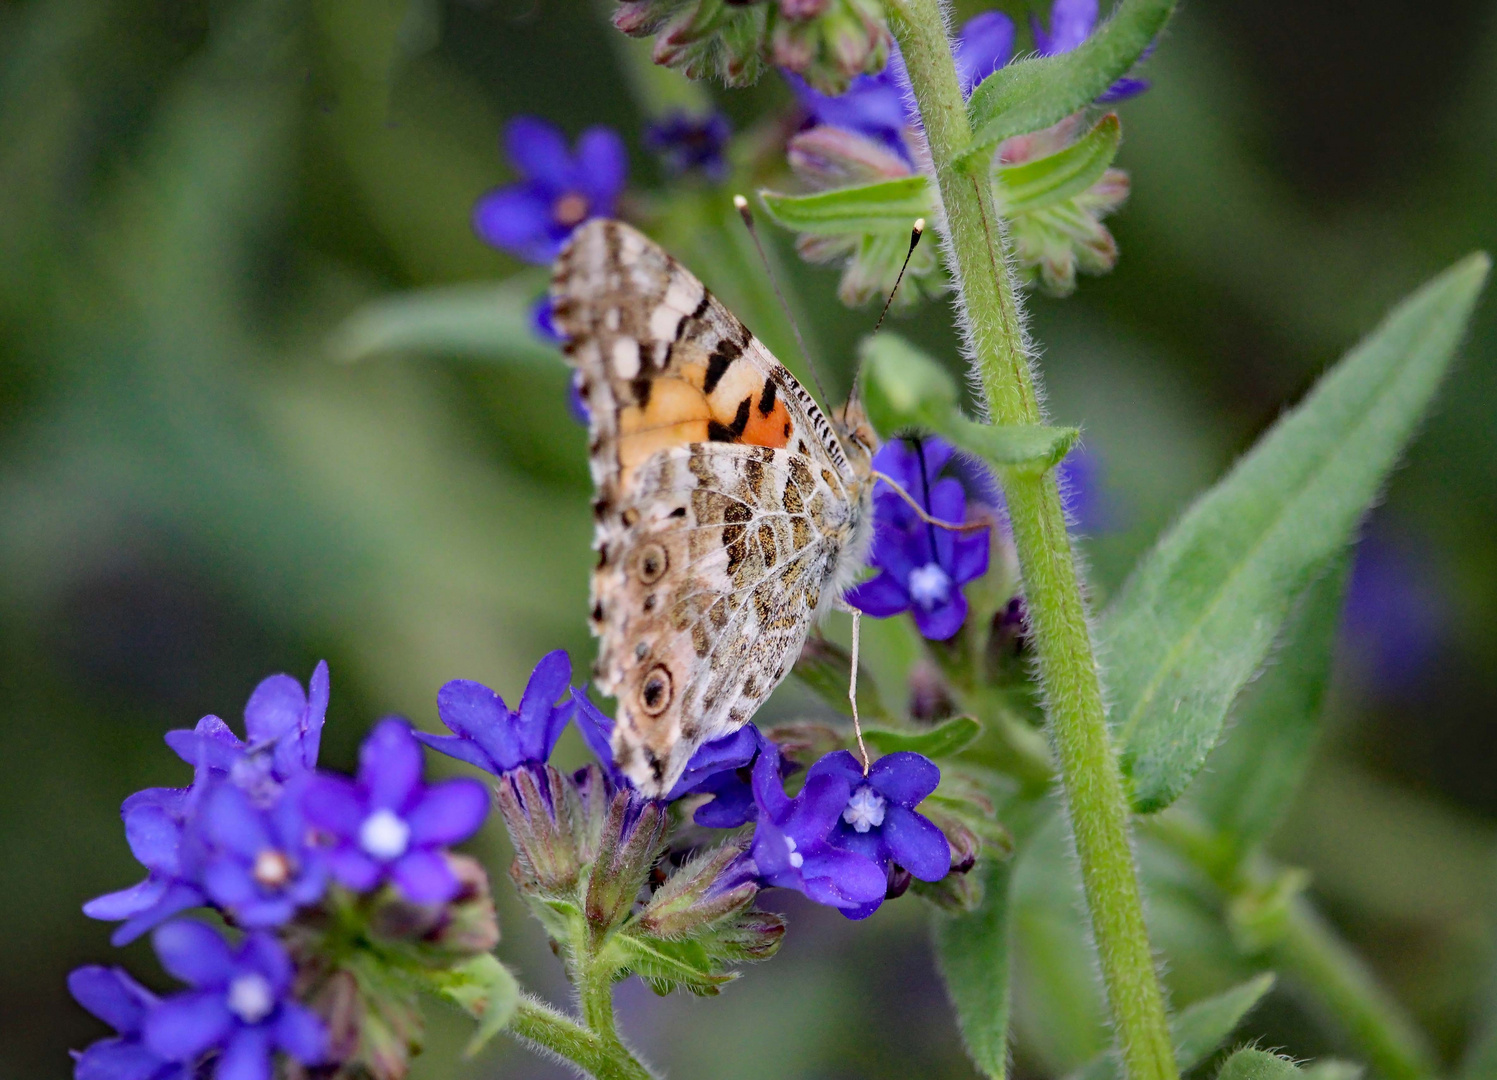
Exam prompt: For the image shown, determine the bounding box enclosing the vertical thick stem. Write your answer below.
[886,4,1177,1079]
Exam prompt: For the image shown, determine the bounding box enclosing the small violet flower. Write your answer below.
[644,110,733,180]
[1032,0,1150,101]
[142,920,326,1080]
[197,781,326,928]
[748,744,887,915]
[846,437,990,641]
[68,965,188,1080]
[164,662,329,806]
[804,749,951,918]
[574,691,767,826]
[418,650,576,777]
[304,719,489,904]
[83,785,207,947]
[473,116,627,265]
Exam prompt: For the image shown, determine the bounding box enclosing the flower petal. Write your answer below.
[913,590,968,641]
[472,186,557,264]
[68,966,154,1034]
[406,779,489,846]
[243,674,307,745]
[326,846,382,893]
[504,115,572,186]
[83,878,165,922]
[109,883,204,946]
[390,848,459,904]
[571,692,618,773]
[238,932,293,994]
[436,680,519,772]
[867,751,941,805]
[950,529,991,586]
[202,859,258,910]
[844,571,912,617]
[143,989,233,1060]
[575,127,628,209]
[881,805,952,881]
[805,749,864,788]
[300,776,364,838]
[358,718,423,812]
[516,650,572,761]
[750,743,790,824]
[800,848,888,906]
[692,781,758,828]
[1035,0,1097,54]
[669,724,760,797]
[152,920,235,987]
[74,1038,167,1080]
[786,773,852,845]
[956,11,1015,93]
[203,784,270,859]
[123,803,183,874]
[274,1001,328,1065]
[216,1025,272,1080]
[411,731,500,775]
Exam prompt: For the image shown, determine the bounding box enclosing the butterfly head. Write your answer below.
[833,397,879,481]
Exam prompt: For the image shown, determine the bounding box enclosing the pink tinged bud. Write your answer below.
[636,840,757,938]
[778,0,828,19]
[495,765,585,897]
[787,126,912,185]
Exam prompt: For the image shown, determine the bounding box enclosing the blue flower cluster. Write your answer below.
[73,664,489,1080]
[419,651,953,920]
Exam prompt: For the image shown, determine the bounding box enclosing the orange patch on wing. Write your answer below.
[740,394,792,448]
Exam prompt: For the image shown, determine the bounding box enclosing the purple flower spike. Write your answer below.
[164,662,329,805]
[644,110,733,180]
[748,744,887,913]
[143,921,327,1080]
[846,437,991,641]
[804,749,951,917]
[419,651,576,776]
[303,719,489,904]
[198,782,327,928]
[574,690,768,826]
[68,965,189,1080]
[83,786,207,947]
[473,116,627,265]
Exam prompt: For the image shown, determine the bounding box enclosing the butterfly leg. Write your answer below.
[871,470,993,533]
[848,606,870,775]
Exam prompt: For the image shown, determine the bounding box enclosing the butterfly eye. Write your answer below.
[637,543,669,584]
[640,665,673,715]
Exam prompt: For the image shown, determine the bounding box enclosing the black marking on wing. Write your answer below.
[758,377,777,416]
[707,397,752,442]
[703,338,743,395]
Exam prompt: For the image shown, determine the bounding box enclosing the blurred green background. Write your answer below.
[4,0,1497,1076]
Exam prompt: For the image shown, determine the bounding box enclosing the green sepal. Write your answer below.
[1217,1049,1305,1080]
[328,276,558,370]
[427,953,522,1057]
[994,114,1121,216]
[758,177,932,235]
[864,716,981,759]
[961,0,1174,168]
[1066,973,1278,1080]
[605,931,736,997]
[940,415,1080,472]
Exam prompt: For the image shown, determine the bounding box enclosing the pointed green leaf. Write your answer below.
[328,277,558,369]
[935,858,1015,1078]
[1067,973,1277,1080]
[758,177,932,236]
[1192,557,1349,849]
[1218,1049,1305,1080]
[940,416,1080,472]
[1103,255,1489,813]
[865,717,981,759]
[609,932,736,996]
[427,953,521,1056]
[995,114,1121,216]
[962,0,1174,168]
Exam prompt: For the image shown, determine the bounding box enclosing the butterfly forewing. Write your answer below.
[552,219,872,795]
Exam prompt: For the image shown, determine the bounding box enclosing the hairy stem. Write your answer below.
[511,996,654,1080]
[886,4,1176,1078]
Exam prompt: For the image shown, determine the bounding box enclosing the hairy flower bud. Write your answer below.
[366,855,500,961]
[636,840,758,939]
[707,907,786,961]
[584,791,669,936]
[496,764,585,897]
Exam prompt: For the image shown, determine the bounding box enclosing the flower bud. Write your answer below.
[707,907,786,962]
[496,764,584,897]
[290,954,424,1080]
[636,840,758,939]
[584,791,668,937]
[366,855,501,962]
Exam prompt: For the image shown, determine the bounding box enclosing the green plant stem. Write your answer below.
[885,4,1176,1079]
[511,996,654,1080]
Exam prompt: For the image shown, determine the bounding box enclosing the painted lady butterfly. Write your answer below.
[552,219,878,796]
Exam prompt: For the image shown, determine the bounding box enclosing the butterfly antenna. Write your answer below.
[733,194,832,407]
[872,218,926,337]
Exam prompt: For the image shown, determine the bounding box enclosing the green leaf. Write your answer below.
[1217,1049,1305,1080]
[758,177,932,236]
[328,277,559,369]
[1102,254,1489,813]
[865,717,981,759]
[941,416,1081,472]
[995,114,1121,216]
[1067,973,1277,1080]
[859,331,961,436]
[963,0,1174,167]
[790,636,894,722]
[608,932,736,996]
[1191,557,1349,849]
[934,858,1015,1078]
[427,953,521,1056]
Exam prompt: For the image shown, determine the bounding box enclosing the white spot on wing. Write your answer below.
[612,337,641,378]
[664,276,704,314]
[649,304,682,341]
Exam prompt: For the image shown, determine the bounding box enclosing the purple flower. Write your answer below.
[142,921,326,1080]
[531,294,565,346]
[417,650,576,776]
[1343,535,1446,693]
[164,662,329,806]
[573,692,766,827]
[748,744,887,914]
[803,750,951,917]
[846,437,990,641]
[83,786,207,947]
[1032,0,1150,101]
[68,966,188,1080]
[303,719,489,904]
[644,110,732,180]
[1057,445,1113,532]
[473,117,627,265]
[197,781,326,928]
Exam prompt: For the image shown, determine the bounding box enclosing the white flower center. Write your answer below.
[359,809,411,861]
[226,973,275,1024]
[252,848,292,889]
[843,785,887,833]
[783,835,804,869]
[907,562,952,609]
